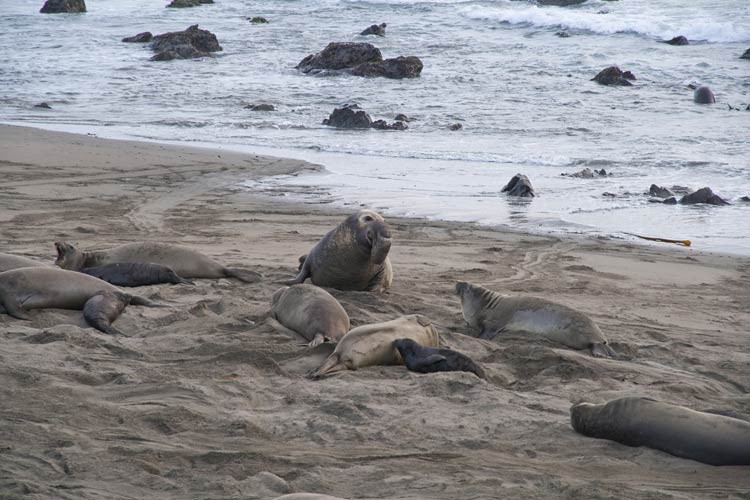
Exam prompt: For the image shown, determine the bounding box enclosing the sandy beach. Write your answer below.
[1,124,748,499]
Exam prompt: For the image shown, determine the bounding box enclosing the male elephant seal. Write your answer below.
[83,290,132,335]
[455,281,616,358]
[571,397,750,466]
[0,253,49,272]
[282,210,393,291]
[81,262,193,287]
[309,314,439,378]
[0,267,162,320]
[55,241,260,283]
[271,284,350,347]
[393,338,485,379]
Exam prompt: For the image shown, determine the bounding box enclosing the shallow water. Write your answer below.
[1,0,749,253]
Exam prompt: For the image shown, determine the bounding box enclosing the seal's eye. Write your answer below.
[364,215,373,222]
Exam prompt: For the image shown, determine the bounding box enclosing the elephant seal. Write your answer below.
[81,262,193,287]
[455,281,616,358]
[0,253,49,272]
[82,290,131,335]
[309,314,439,378]
[393,338,485,379]
[283,210,393,291]
[55,241,261,283]
[0,267,162,320]
[694,86,716,104]
[571,397,750,466]
[271,284,350,347]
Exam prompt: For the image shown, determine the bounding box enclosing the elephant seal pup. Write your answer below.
[392,338,485,379]
[282,210,393,292]
[309,314,439,378]
[83,290,132,335]
[455,281,616,358]
[81,262,193,287]
[571,397,750,466]
[55,241,261,283]
[0,267,162,320]
[0,253,49,272]
[271,284,350,347]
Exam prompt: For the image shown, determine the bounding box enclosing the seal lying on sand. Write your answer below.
[271,284,350,347]
[0,253,49,272]
[55,241,260,283]
[393,338,485,378]
[0,267,162,320]
[309,314,439,378]
[282,210,393,291]
[82,290,132,335]
[571,397,750,466]
[81,262,193,287]
[273,495,348,500]
[455,281,616,358]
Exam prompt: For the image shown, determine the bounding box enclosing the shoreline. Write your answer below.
[1,124,749,499]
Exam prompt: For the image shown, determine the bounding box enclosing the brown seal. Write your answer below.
[271,284,350,347]
[82,290,132,335]
[0,252,49,272]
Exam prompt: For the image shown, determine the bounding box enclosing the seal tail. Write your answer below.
[224,267,262,283]
[308,353,346,379]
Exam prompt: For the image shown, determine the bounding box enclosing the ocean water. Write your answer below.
[1,0,749,253]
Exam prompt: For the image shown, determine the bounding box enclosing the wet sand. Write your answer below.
[1,124,748,499]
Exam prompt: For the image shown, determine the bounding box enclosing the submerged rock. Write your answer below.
[40,0,86,13]
[322,106,373,129]
[649,184,674,198]
[556,31,571,38]
[537,0,586,5]
[592,66,634,86]
[360,23,387,36]
[248,16,268,24]
[679,187,729,206]
[662,197,678,205]
[741,49,750,59]
[502,174,535,198]
[346,56,423,79]
[449,123,463,131]
[122,32,152,43]
[562,168,608,178]
[150,25,222,61]
[395,113,411,122]
[740,196,750,202]
[167,0,213,8]
[245,103,275,111]
[693,86,716,104]
[662,35,689,46]
[371,119,407,130]
[34,102,52,109]
[297,42,382,73]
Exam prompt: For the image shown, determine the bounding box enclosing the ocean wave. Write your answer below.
[460,5,750,43]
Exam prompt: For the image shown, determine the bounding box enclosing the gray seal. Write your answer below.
[455,281,616,357]
[55,241,260,283]
[0,267,162,320]
[82,290,132,335]
[81,262,193,287]
[283,210,393,291]
[0,253,49,272]
[392,338,485,378]
[571,397,750,466]
[271,284,350,347]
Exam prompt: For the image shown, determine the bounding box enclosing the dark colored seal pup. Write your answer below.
[392,338,485,379]
[81,262,193,287]
[571,397,750,466]
[83,290,131,335]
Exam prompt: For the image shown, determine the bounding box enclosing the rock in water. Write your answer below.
[360,23,387,36]
[649,184,674,198]
[663,35,689,45]
[150,25,222,61]
[371,120,407,130]
[40,0,86,13]
[741,48,750,59]
[592,66,634,86]
[680,187,729,206]
[248,16,268,23]
[167,0,213,7]
[297,42,383,73]
[346,56,423,79]
[502,174,535,197]
[537,0,587,5]
[34,102,52,109]
[122,32,152,43]
[245,103,275,111]
[322,106,373,129]
[739,196,750,202]
[693,86,716,104]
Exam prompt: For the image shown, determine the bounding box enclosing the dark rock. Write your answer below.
[592,66,633,86]
[537,0,586,5]
[167,0,213,7]
[502,174,535,197]
[622,71,636,80]
[150,45,207,61]
[562,168,595,178]
[556,31,571,38]
[346,56,423,79]
[740,196,750,202]
[679,187,730,206]
[245,103,275,111]
[40,0,85,13]
[322,106,373,129]
[662,197,677,205]
[360,23,386,36]
[297,42,382,73]
[663,35,689,46]
[693,86,716,104]
[394,113,411,122]
[595,169,609,176]
[150,25,222,61]
[449,123,463,131]
[122,32,152,43]
[34,102,52,109]
[649,184,674,198]
[741,48,750,60]
[371,120,407,130]
[248,16,268,24]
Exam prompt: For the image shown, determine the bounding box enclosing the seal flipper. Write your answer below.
[410,353,447,371]
[280,258,311,286]
[590,342,617,358]
[308,352,346,379]
[1,295,31,320]
[224,267,262,283]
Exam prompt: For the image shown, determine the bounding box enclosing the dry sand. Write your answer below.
[0,124,748,499]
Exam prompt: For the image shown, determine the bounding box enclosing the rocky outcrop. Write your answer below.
[740,196,750,202]
[502,174,535,197]
[679,187,729,206]
[122,32,152,43]
[34,102,52,109]
[741,49,750,59]
[322,106,407,130]
[693,86,715,104]
[297,42,422,79]
[562,168,608,178]
[592,66,635,86]
[248,16,268,23]
[537,0,586,5]
[167,0,213,8]
[649,184,674,198]
[360,23,386,36]
[245,103,275,111]
[150,25,222,61]
[662,35,689,46]
[40,0,85,13]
